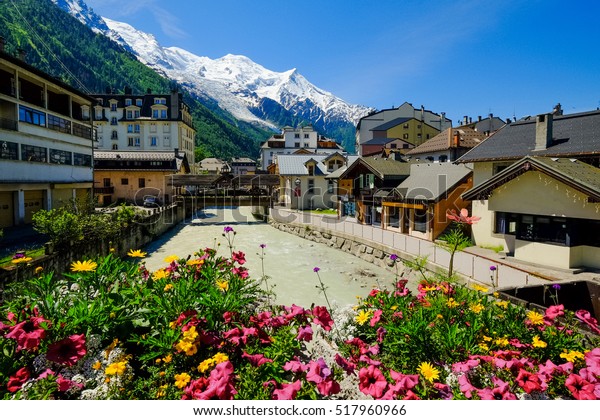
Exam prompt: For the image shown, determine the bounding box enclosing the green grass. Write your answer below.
[0,247,45,267]
[307,208,338,215]
[479,243,505,253]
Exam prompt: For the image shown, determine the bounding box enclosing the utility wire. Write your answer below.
[8,0,93,95]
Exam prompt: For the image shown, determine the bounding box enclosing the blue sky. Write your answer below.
[84,0,600,124]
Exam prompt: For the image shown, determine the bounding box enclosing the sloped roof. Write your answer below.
[393,163,472,202]
[362,137,398,146]
[370,118,413,131]
[277,154,328,176]
[462,156,600,201]
[406,127,484,155]
[362,156,412,177]
[457,110,600,162]
[94,151,180,161]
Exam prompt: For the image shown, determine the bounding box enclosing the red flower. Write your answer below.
[231,251,246,265]
[311,306,333,331]
[545,304,564,321]
[297,325,313,341]
[305,358,332,384]
[232,266,249,279]
[358,365,388,399]
[515,369,543,394]
[370,309,383,327]
[576,310,600,334]
[7,367,30,392]
[316,379,341,396]
[46,334,87,366]
[334,353,356,375]
[242,351,273,367]
[565,373,597,400]
[5,316,50,351]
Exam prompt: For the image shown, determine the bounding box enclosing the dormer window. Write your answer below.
[136,99,142,106]
[125,98,132,106]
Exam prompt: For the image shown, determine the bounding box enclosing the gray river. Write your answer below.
[142,207,403,309]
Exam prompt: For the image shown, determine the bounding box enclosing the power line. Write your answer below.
[8,0,92,95]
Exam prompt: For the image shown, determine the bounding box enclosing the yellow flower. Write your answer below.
[495,337,509,347]
[482,335,492,342]
[493,292,499,298]
[197,359,214,373]
[12,257,33,264]
[109,247,116,253]
[92,360,102,370]
[105,361,127,376]
[70,260,98,272]
[186,259,204,266]
[34,266,44,274]
[470,303,485,314]
[355,310,371,325]
[560,350,585,363]
[390,305,398,311]
[436,314,444,320]
[532,335,547,348]
[156,384,168,398]
[212,352,229,364]
[127,249,147,258]
[216,280,229,292]
[175,338,198,356]
[174,372,191,389]
[422,285,437,292]
[183,326,199,341]
[164,283,174,292]
[162,354,172,364]
[478,343,489,352]
[527,311,545,326]
[472,284,489,293]
[164,255,179,263]
[494,300,509,309]
[446,298,459,308]
[417,361,440,382]
[153,269,168,280]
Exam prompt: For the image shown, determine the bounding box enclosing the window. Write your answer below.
[294,142,300,148]
[152,110,159,119]
[125,99,132,106]
[164,136,170,146]
[327,180,334,193]
[493,163,511,175]
[304,134,309,139]
[139,178,146,188]
[494,212,518,235]
[136,99,142,107]
[366,174,375,189]
[134,137,140,147]
[0,141,19,160]
[160,110,167,119]
[150,123,157,133]
[390,143,397,149]
[19,105,46,127]
[103,178,111,187]
[134,124,140,133]
[294,133,300,139]
[127,124,134,133]
[111,130,118,140]
[150,137,157,146]
[95,108,102,120]
[49,149,72,165]
[403,133,409,139]
[154,98,166,105]
[304,143,309,148]
[439,155,448,163]
[307,179,314,195]
[111,117,117,125]
[48,115,71,134]
[73,153,92,167]
[413,209,429,233]
[308,165,314,176]
[163,124,170,133]
[128,137,134,147]
[403,144,409,149]
[21,144,47,162]
[126,110,133,119]
[110,103,117,112]
[417,124,422,129]
[134,110,140,118]
[121,178,129,185]
[417,133,422,139]
[403,123,409,129]
[112,144,118,150]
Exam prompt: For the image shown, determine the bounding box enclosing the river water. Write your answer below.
[141,207,405,309]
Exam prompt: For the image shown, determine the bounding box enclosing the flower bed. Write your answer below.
[0,228,598,400]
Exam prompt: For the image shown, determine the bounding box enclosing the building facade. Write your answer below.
[0,50,94,228]
[93,89,196,167]
[260,125,343,170]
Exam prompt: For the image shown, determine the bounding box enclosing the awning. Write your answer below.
[382,201,425,209]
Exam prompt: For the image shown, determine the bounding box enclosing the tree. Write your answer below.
[437,209,480,278]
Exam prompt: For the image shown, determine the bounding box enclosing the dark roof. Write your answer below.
[362,137,398,146]
[370,117,413,132]
[393,163,472,202]
[93,151,189,172]
[457,110,600,162]
[462,156,600,201]
[339,156,411,180]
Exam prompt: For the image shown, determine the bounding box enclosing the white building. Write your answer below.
[0,49,94,228]
[260,125,343,170]
[93,88,196,167]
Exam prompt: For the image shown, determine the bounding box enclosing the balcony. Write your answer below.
[0,116,17,131]
[94,186,114,194]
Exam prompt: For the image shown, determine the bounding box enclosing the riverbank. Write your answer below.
[141,207,419,309]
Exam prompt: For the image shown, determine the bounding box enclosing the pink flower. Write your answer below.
[198,361,237,400]
[334,353,356,375]
[5,316,50,351]
[575,310,600,334]
[316,379,341,396]
[305,358,332,384]
[7,367,30,392]
[370,309,383,327]
[242,351,273,367]
[272,380,302,400]
[458,375,478,398]
[283,359,307,373]
[232,266,249,279]
[585,348,600,371]
[515,369,543,394]
[46,334,87,366]
[565,373,597,400]
[452,359,480,373]
[389,370,419,390]
[433,383,454,399]
[446,208,481,224]
[376,327,386,343]
[56,374,83,392]
[232,251,246,265]
[311,306,333,331]
[545,304,564,321]
[297,325,313,341]
[358,365,388,399]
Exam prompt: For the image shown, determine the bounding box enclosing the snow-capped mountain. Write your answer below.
[52,0,373,147]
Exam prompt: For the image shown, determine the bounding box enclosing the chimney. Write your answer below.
[552,103,563,116]
[534,113,553,151]
[453,130,460,147]
[174,147,179,157]
[478,116,482,122]
[0,37,5,53]
[462,115,468,125]
[170,90,180,119]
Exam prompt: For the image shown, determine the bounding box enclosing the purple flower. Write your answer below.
[224,226,234,233]
[259,244,266,249]
[13,253,25,259]
[313,267,320,273]
[489,265,497,271]
[552,284,561,290]
[390,254,398,261]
